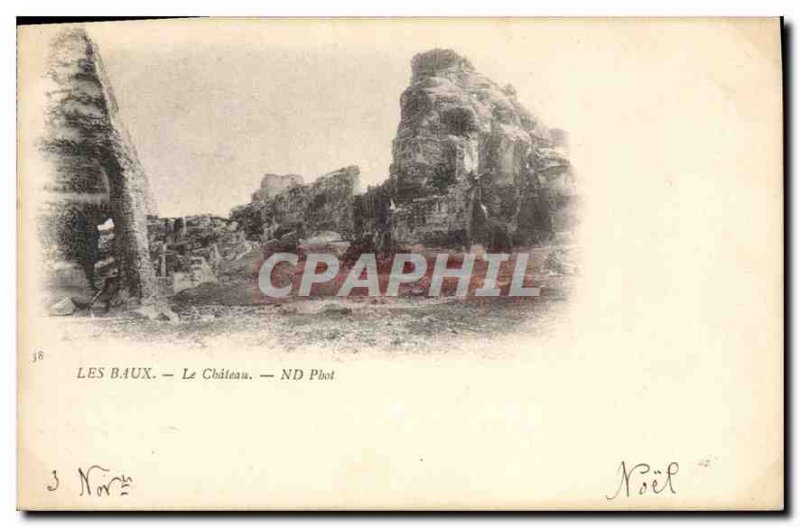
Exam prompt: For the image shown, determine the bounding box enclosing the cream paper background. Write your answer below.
[17,18,783,510]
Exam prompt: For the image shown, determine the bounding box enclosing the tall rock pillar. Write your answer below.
[41,28,157,298]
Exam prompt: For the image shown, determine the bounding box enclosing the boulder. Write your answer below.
[132,303,180,323]
[320,304,353,315]
[278,231,300,250]
[49,297,77,316]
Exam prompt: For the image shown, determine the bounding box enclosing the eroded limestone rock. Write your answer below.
[388,48,570,247]
[39,28,157,298]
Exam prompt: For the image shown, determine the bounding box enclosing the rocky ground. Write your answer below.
[48,243,577,353]
[57,295,570,354]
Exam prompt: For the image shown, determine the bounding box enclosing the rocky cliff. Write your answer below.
[388,48,570,247]
[38,28,157,297]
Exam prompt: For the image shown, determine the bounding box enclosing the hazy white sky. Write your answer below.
[83,18,777,218]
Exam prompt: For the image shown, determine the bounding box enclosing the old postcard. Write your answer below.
[16,17,783,510]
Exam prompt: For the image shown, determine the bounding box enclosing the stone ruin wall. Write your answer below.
[252,173,304,202]
[302,165,359,239]
[240,165,360,243]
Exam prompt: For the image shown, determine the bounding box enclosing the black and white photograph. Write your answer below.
[13,15,784,512]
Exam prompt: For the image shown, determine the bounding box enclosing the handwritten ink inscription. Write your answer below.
[46,470,59,491]
[78,465,132,497]
[606,461,679,500]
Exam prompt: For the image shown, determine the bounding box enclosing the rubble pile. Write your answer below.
[47,212,255,316]
[147,214,257,295]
